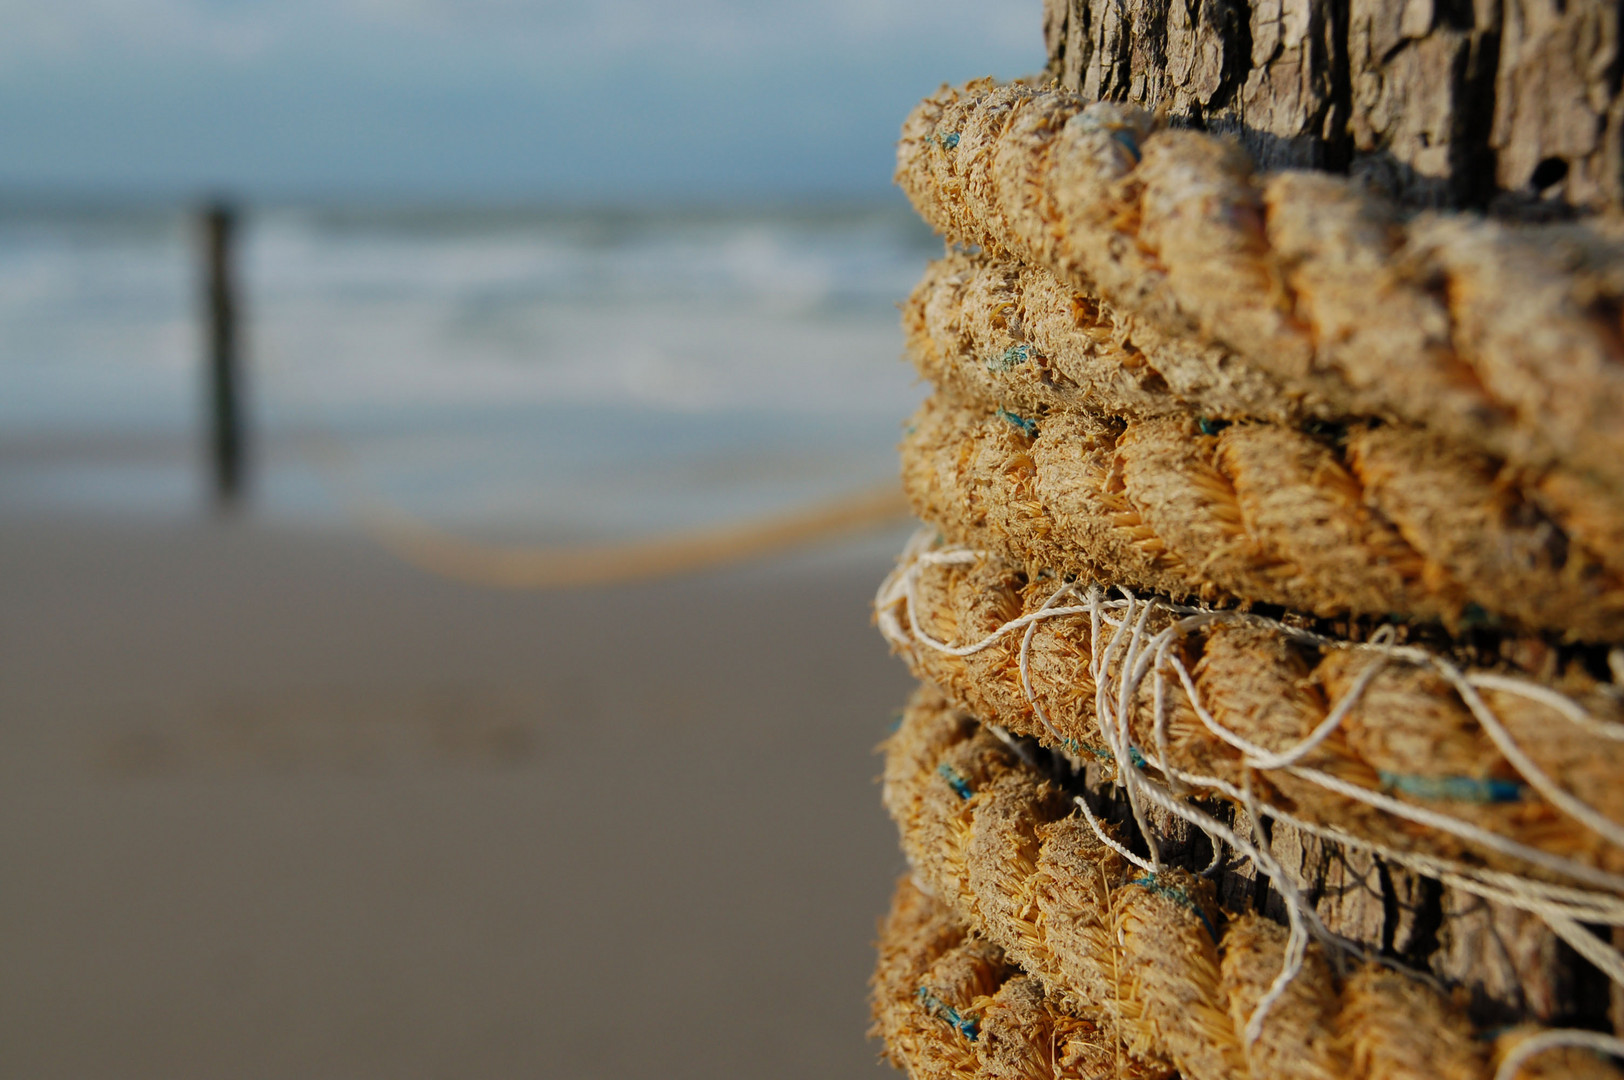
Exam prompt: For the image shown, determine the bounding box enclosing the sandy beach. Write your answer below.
[0,513,916,1079]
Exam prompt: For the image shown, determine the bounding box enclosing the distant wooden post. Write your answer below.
[201,201,245,506]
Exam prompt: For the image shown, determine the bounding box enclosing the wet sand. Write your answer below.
[0,514,916,1079]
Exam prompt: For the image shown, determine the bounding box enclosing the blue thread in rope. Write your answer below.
[1064,740,1146,769]
[917,987,979,1039]
[987,344,1031,372]
[997,409,1038,437]
[1064,738,1106,761]
[1379,771,1525,804]
[941,132,961,150]
[939,763,975,800]
[1130,875,1220,944]
[1111,129,1141,163]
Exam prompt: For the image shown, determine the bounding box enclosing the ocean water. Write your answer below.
[0,202,936,539]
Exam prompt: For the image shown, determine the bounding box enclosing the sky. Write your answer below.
[0,0,1044,203]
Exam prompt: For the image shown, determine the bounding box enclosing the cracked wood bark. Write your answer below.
[1096,783,1602,1027]
[1258,823,1602,1030]
[1038,0,1619,1035]
[1042,0,1624,212]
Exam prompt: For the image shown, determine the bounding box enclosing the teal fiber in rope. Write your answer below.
[916,987,979,1040]
[1379,771,1525,803]
[998,409,1039,437]
[1130,875,1220,944]
[987,344,1031,372]
[1064,738,1109,762]
[939,763,975,800]
[1064,739,1147,769]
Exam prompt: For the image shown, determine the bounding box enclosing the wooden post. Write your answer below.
[201,201,245,506]
[1042,0,1623,214]
[1038,0,1622,1031]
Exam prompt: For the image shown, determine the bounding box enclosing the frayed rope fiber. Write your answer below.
[904,247,1303,427]
[877,531,1624,884]
[902,250,1624,590]
[900,391,1624,640]
[883,682,1624,1080]
[895,79,1624,503]
[869,74,1624,1080]
[871,874,1163,1080]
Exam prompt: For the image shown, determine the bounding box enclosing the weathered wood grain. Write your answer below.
[1007,0,1624,1039]
[1043,0,1623,211]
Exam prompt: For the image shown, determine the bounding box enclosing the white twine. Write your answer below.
[1020,579,1083,743]
[876,532,1624,890]
[1075,793,1156,875]
[1282,763,1624,893]
[1546,915,1624,988]
[987,722,1042,768]
[876,530,1624,1051]
[1096,588,1166,874]
[1468,672,1624,742]
[1127,759,1321,1044]
[1443,668,1624,850]
[1493,1030,1624,1080]
[1150,763,1624,924]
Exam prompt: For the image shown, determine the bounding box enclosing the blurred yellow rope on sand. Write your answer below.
[280,383,912,589]
[350,480,911,589]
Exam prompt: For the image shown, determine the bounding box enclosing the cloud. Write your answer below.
[0,0,1043,198]
[0,0,1035,67]
[0,0,272,62]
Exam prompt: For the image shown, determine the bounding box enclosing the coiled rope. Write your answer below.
[878,529,1624,1076]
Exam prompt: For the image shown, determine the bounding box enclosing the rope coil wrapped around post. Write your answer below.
[894,80,1624,502]
[867,71,1624,1080]
[878,684,1622,1080]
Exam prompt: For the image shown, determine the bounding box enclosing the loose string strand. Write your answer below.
[876,530,1624,1054]
[876,531,1624,891]
[1494,1031,1624,1080]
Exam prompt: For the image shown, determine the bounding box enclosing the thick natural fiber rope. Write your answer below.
[871,873,1156,1080]
[300,428,910,588]
[884,684,1624,1080]
[901,392,1624,641]
[349,481,909,588]
[274,348,913,590]
[876,535,1624,881]
[885,685,1228,1078]
[904,248,1299,426]
[895,79,1624,504]
[903,250,1624,583]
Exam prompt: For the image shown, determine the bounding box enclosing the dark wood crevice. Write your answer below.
[1027,729,1609,1029]
[1041,0,1623,214]
[1023,0,1618,1036]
